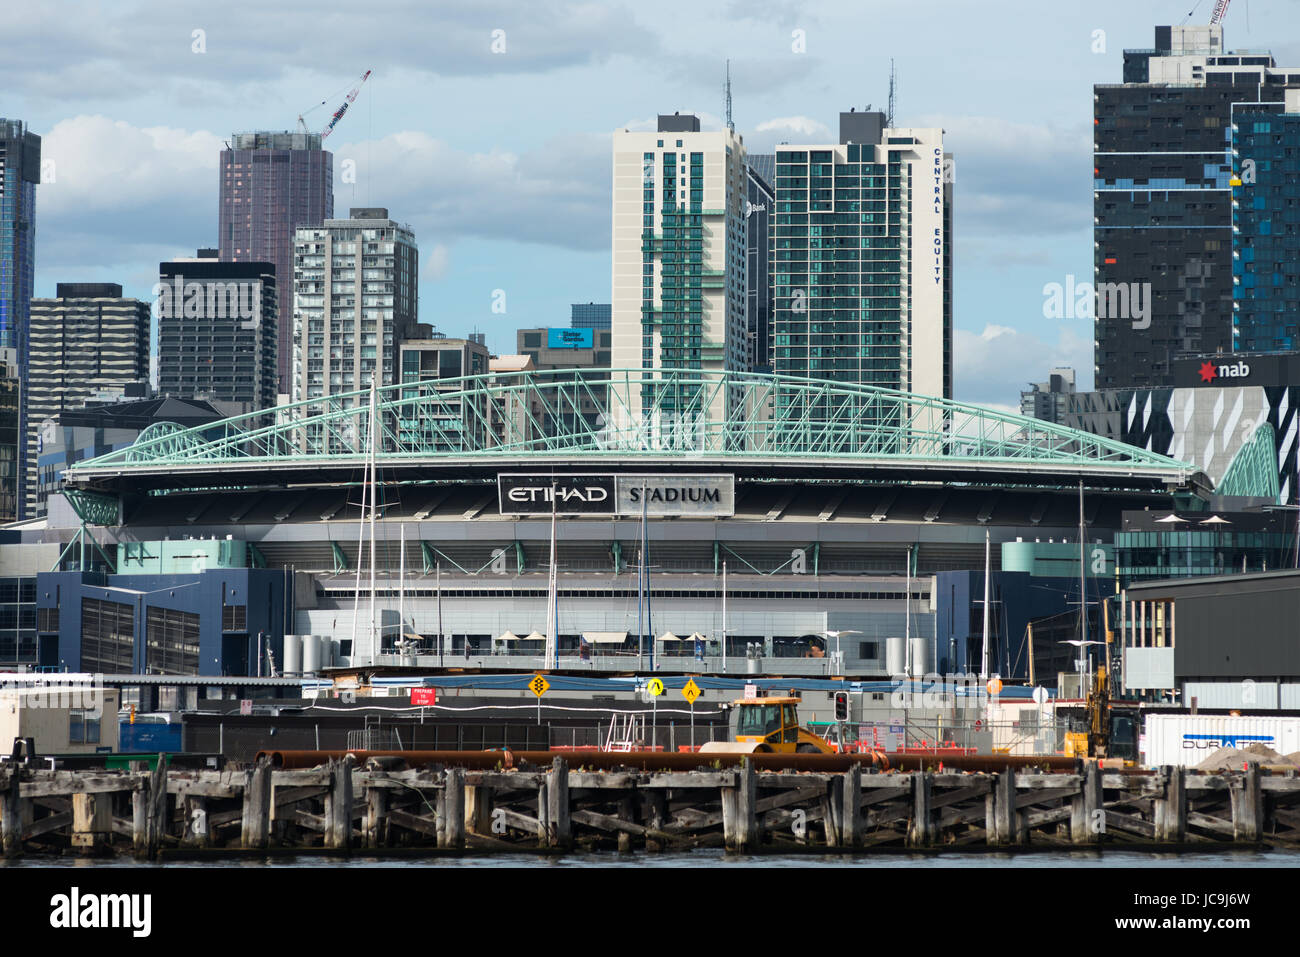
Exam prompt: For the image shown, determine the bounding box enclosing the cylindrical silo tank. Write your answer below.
[909,637,930,677]
[886,636,906,677]
[302,634,321,675]
[321,636,337,668]
[282,635,302,676]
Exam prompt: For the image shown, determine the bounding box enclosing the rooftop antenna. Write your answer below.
[887,58,897,127]
[724,59,734,132]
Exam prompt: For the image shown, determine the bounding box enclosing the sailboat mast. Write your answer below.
[722,559,727,674]
[1078,479,1088,647]
[546,490,558,670]
[980,527,991,679]
[399,522,406,649]
[368,381,378,663]
[351,401,368,660]
[905,545,912,678]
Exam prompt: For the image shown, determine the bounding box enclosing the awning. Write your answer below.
[525,631,546,642]
[496,631,520,642]
[582,631,628,644]
[658,631,682,642]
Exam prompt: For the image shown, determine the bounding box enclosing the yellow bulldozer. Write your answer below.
[699,696,836,754]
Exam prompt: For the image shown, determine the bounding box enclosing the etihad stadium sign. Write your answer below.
[497,473,734,518]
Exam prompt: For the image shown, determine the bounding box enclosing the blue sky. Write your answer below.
[10,0,1300,407]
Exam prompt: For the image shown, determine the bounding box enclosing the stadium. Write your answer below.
[34,369,1216,682]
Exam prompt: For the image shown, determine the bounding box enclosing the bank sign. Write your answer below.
[498,473,734,517]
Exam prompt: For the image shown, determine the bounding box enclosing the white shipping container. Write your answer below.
[1142,714,1300,768]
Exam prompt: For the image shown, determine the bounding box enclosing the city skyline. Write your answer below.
[11,1,1300,409]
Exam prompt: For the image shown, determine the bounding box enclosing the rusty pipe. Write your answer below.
[257,749,1080,774]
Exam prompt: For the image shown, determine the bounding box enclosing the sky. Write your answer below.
[9,0,1300,410]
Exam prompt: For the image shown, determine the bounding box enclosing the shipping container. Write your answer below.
[1142,713,1300,768]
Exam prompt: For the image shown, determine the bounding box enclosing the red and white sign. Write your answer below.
[411,688,437,707]
[743,684,758,700]
[239,699,252,716]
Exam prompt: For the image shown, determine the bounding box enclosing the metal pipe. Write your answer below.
[257,748,1083,774]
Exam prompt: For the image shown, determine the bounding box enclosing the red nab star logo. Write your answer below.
[1199,361,1218,384]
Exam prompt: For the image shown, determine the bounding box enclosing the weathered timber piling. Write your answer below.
[242,759,273,849]
[1154,766,1187,843]
[2,757,1299,856]
[1071,762,1103,844]
[909,771,934,846]
[721,758,758,851]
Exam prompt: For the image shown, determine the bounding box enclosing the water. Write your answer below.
[4,848,1298,867]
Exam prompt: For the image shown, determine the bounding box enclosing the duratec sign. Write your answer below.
[497,473,734,518]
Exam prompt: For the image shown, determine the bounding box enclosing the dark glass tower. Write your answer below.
[1093,24,1300,389]
[1231,94,1300,352]
[219,131,332,395]
[157,252,278,412]
[0,119,40,515]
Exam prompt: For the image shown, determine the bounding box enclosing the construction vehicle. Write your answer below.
[1060,600,1139,763]
[699,696,836,754]
[1060,663,1138,761]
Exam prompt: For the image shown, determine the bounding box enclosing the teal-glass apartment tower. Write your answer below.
[771,112,952,402]
[1232,90,1300,352]
[0,119,41,517]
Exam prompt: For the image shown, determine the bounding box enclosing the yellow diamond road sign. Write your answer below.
[647,678,665,697]
[681,679,701,704]
[529,675,550,698]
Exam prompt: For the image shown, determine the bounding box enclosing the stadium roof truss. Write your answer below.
[65,369,1206,495]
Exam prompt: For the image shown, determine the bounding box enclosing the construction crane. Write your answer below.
[297,70,372,139]
[1210,0,1231,25]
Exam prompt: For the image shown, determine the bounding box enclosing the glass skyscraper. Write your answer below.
[219,131,332,395]
[1,119,40,516]
[1232,91,1300,352]
[1094,24,1300,389]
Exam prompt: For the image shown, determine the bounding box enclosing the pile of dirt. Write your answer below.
[1196,744,1300,771]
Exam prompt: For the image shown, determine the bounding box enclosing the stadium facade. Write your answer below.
[15,368,1226,686]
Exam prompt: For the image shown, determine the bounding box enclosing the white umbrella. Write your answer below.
[1200,515,1232,525]
[658,631,682,642]
[496,630,520,642]
[1154,514,1189,523]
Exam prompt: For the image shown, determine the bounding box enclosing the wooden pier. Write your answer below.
[4,757,1300,856]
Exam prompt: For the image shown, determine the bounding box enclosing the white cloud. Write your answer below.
[954,323,1091,408]
[425,244,451,280]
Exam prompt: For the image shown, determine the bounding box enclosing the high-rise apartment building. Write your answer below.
[745,157,775,372]
[1094,24,1300,389]
[219,131,332,394]
[27,284,150,517]
[292,208,419,405]
[157,250,278,413]
[1231,88,1300,353]
[518,326,612,435]
[1,119,41,515]
[611,114,748,426]
[570,303,611,330]
[0,348,18,522]
[772,112,952,399]
[1020,367,1076,425]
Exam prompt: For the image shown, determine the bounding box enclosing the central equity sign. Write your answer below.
[498,474,734,517]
